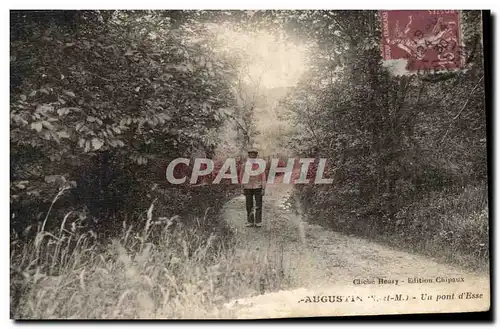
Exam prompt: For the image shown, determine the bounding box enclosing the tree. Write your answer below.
[10,10,236,235]
[278,10,486,230]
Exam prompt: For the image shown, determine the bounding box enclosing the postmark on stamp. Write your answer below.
[380,10,465,73]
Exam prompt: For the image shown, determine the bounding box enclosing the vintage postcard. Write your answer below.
[10,9,490,319]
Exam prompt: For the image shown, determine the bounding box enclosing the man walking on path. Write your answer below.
[239,148,266,227]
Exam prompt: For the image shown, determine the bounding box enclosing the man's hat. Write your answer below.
[247,148,258,154]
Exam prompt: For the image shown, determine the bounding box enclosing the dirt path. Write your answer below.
[218,183,490,319]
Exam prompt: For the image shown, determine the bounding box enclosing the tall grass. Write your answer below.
[10,200,289,319]
[391,184,489,271]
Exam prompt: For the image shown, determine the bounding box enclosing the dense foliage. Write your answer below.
[275,10,488,267]
[11,11,238,237]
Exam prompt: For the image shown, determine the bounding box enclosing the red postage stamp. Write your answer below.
[380,10,464,72]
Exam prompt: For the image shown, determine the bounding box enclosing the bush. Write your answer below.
[393,185,489,269]
[10,11,236,239]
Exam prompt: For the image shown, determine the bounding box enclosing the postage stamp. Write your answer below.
[380,10,465,72]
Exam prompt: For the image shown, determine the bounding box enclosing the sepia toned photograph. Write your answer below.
[9,9,490,319]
